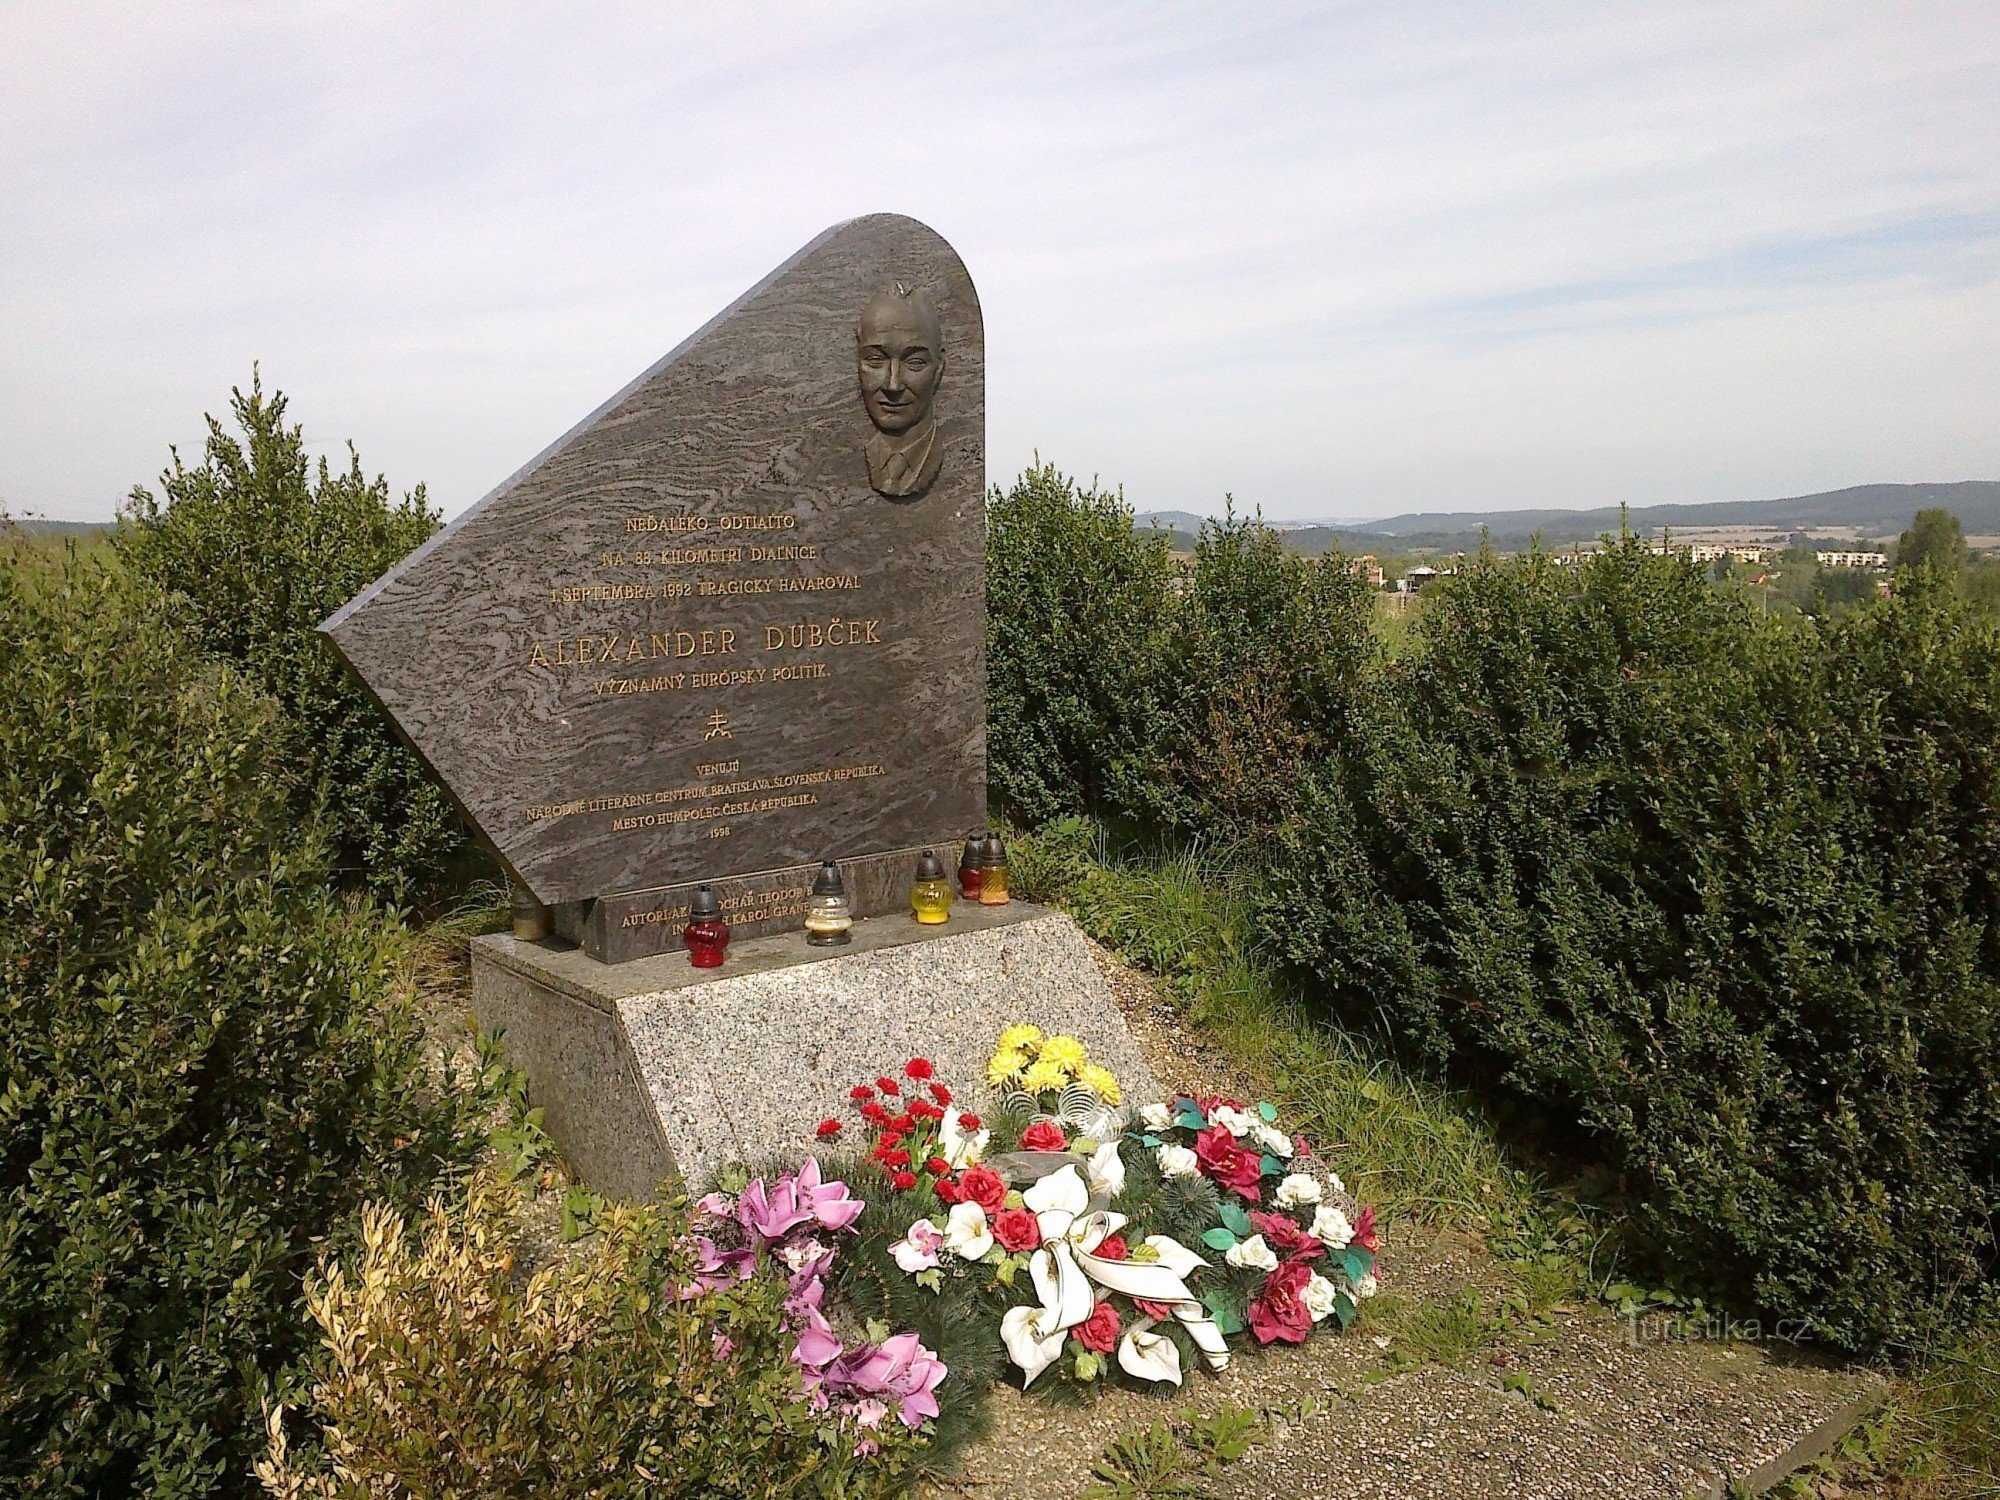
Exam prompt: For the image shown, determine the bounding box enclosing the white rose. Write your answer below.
[940,1200,993,1261]
[1310,1206,1354,1250]
[1156,1144,1200,1179]
[1352,1271,1379,1300]
[1275,1173,1323,1209]
[1302,1273,1340,1322]
[1251,1122,1295,1159]
[1139,1102,1174,1132]
[1224,1233,1278,1272]
[1210,1105,1253,1138]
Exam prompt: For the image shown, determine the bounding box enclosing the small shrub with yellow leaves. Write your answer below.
[257,1173,925,1500]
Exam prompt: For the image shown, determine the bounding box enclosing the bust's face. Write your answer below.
[857,295,943,436]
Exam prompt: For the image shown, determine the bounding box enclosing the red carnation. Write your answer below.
[1093,1234,1129,1261]
[1194,1125,1263,1201]
[904,1057,934,1081]
[1020,1120,1068,1153]
[815,1118,843,1139]
[1074,1300,1121,1354]
[957,1166,1006,1215]
[930,1083,953,1106]
[849,1084,874,1102]
[908,1100,939,1121]
[1353,1205,1378,1252]
[991,1208,1041,1252]
[1250,1210,1324,1261]
[860,1101,889,1124]
[935,1177,961,1205]
[881,1148,911,1169]
[890,1113,915,1134]
[925,1156,951,1176]
[876,1077,901,1097]
[892,1170,917,1191]
[959,1113,982,1132]
[1248,1257,1316,1346]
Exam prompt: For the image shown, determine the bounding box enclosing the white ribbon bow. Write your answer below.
[997,1164,1231,1386]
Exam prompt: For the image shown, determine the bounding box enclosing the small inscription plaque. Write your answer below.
[323,215,985,933]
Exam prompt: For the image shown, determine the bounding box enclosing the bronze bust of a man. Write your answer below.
[856,285,944,499]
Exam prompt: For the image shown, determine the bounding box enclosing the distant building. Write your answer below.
[1651,542,1767,565]
[1349,554,1385,588]
[1815,550,1888,569]
[1405,565,1440,592]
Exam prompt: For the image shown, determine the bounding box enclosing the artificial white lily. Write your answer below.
[941,1200,994,1261]
[1083,1139,1126,1199]
[1143,1234,1207,1279]
[1117,1325,1184,1385]
[999,1251,1071,1385]
[937,1105,991,1169]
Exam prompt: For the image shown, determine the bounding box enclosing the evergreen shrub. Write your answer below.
[0,543,479,1495]
[119,375,468,902]
[1262,546,2000,1350]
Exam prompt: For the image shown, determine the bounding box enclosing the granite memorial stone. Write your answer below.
[322,214,985,960]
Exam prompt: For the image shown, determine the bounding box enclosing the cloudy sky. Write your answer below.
[4,3,1997,524]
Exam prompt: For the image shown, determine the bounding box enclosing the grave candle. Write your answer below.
[804,861,854,945]
[681,885,730,967]
[911,848,952,924]
[977,831,1010,906]
[957,833,985,900]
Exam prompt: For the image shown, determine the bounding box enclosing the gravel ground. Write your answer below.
[915,946,1885,1500]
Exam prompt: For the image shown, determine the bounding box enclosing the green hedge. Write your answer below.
[0,542,479,1495]
[987,477,2000,1351]
[119,376,470,903]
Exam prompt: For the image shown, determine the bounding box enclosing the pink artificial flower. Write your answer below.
[694,1191,734,1218]
[740,1160,865,1243]
[1074,1300,1121,1354]
[853,1398,889,1429]
[1020,1120,1068,1153]
[711,1331,735,1361]
[1250,1210,1325,1261]
[891,1218,945,1273]
[1193,1125,1263,1200]
[846,1332,948,1428]
[683,1235,755,1296]
[791,1304,844,1376]
[1247,1257,1316,1345]
[1353,1204,1379,1252]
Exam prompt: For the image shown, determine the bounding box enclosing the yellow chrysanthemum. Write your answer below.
[997,1023,1044,1052]
[1020,1057,1070,1095]
[986,1048,1029,1087]
[1040,1034,1088,1072]
[1079,1063,1123,1106]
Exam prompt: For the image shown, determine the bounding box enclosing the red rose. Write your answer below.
[930,1083,953,1106]
[1193,1125,1263,1201]
[1250,1210,1324,1261]
[814,1118,843,1139]
[904,1057,934,1080]
[959,1113,982,1132]
[849,1084,874,1102]
[1093,1234,1128,1261]
[1353,1205,1378,1252]
[876,1077,901,1097]
[1133,1297,1175,1322]
[1074,1300,1120,1354]
[1020,1120,1068,1153]
[925,1156,951,1176]
[1247,1257,1315,1346]
[1200,1095,1246,1116]
[892,1170,918,1191]
[992,1208,1041,1252]
[958,1166,1006,1215]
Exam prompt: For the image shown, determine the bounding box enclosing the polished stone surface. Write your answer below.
[554,843,959,962]
[324,215,985,914]
[470,905,1161,1195]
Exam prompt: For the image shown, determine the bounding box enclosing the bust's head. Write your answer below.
[856,286,943,436]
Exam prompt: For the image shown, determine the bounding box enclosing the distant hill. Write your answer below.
[1336,482,2000,553]
[1141,483,2000,556]
[4,517,113,537]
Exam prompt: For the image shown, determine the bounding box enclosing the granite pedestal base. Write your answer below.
[469,903,1159,1198]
